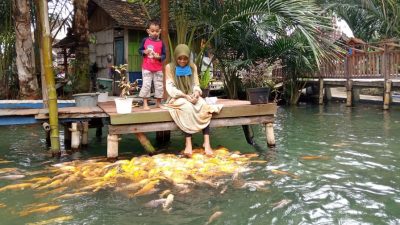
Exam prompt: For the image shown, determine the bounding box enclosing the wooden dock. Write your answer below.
[98,99,277,158]
[0,99,277,157]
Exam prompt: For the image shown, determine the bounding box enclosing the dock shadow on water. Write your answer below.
[1,102,400,224]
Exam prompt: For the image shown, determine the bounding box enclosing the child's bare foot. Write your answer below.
[143,106,151,110]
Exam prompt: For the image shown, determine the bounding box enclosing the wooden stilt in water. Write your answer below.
[156,131,170,145]
[96,127,102,138]
[63,122,71,149]
[107,134,119,158]
[346,80,353,107]
[242,125,255,145]
[383,80,392,110]
[318,78,324,105]
[325,87,332,100]
[81,121,89,147]
[135,133,155,153]
[265,123,275,147]
[70,122,81,150]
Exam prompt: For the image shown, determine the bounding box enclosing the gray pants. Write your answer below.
[139,70,164,98]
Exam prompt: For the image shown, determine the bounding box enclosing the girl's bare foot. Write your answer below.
[183,148,192,158]
[203,144,213,156]
[143,106,151,110]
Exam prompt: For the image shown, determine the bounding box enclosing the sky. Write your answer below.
[337,19,354,37]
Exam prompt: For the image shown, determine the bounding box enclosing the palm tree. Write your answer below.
[317,0,400,41]
[13,0,40,99]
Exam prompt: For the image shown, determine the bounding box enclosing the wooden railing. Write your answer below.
[272,49,400,80]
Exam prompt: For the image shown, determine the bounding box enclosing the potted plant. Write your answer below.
[239,59,274,104]
[113,64,139,113]
[199,67,212,98]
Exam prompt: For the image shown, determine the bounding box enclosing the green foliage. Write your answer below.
[199,67,212,89]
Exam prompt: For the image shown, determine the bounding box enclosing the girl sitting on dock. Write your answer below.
[163,44,222,157]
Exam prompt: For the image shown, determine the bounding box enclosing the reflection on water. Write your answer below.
[1,102,400,225]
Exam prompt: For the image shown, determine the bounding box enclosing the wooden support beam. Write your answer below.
[107,134,119,158]
[318,78,324,105]
[81,121,89,147]
[70,122,81,150]
[135,133,155,153]
[265,123,275,147]
[325,87,332,100]
[108,116,274,135]
[383,80,392,110]
[63,122,71,149]
[346,80,353,107]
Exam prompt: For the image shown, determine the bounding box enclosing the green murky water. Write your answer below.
[0,102,399,225]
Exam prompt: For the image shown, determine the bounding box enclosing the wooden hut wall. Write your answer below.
[88,7,115,32]
[89,29,114,78]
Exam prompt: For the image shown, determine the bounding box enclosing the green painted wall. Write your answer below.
[128,30,146,72]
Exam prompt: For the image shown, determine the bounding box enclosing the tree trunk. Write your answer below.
[13,0,40,99]
[72,0,90,93]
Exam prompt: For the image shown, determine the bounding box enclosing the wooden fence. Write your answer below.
[272,44,400,80]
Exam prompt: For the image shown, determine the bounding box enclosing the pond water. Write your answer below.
[0,102,399,225]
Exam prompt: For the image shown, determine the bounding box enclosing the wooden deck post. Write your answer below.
[81,121,89,147]
[325,87,332,100]
[70,122,81,150]
[383,80,392,110]
[346,80,353,107]
[107,134,119,158]
[318,78,324,105]
[265,123,275,147]
[135,133,155,153]
[63,122,71,149]
[382,44,390,110]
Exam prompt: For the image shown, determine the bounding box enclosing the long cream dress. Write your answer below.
[163,63,223,134]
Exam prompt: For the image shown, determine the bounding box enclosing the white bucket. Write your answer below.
[97,92,108,102]
[114,98,133,114]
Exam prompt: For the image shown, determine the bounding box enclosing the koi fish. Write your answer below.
[0,168,19,174]
[144,199,167,208]
[205,211,223,225]
[19,205,61,217]
[162,194,174,211]
[159,189,171,198]
[0,160,13,164]
[299,155,329,160]
[0,174,25,180]
[272,199,292,211]
[250,160,268,164]
[26,215,73,225]
[0,183,33,192]
[271,169,299,179]
[133,180,159,197]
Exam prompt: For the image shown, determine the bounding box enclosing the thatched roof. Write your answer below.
[90,0,148,29]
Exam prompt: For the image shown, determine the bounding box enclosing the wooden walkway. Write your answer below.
[98,99,277,158]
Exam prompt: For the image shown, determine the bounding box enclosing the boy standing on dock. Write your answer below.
[138,19,166,110]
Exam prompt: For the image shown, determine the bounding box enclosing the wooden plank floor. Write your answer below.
[98,99,277,125]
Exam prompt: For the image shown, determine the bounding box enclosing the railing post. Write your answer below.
[382,45,391,110]
[345,51,353,107]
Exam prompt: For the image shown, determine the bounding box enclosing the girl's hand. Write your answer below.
[185,94,197,104]
[193,91,201,99]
